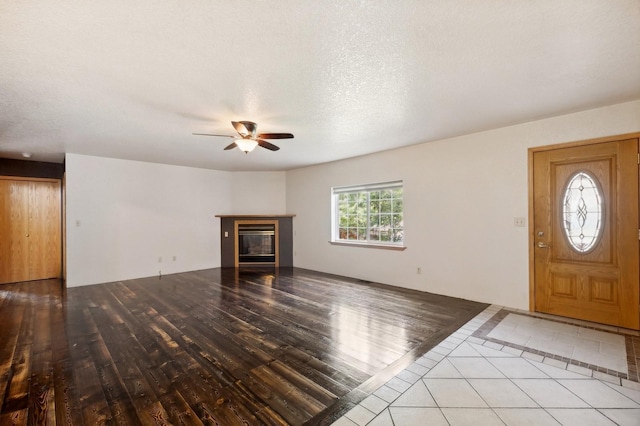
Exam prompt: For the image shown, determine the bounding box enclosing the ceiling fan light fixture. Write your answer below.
[235,139,258,153]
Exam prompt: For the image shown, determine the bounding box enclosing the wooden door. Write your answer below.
[28,180,62,280]
[0,177,61,284]
[532,138,639,329]
[0,180,30,283]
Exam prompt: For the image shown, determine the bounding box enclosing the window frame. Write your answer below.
[330,180,406,250]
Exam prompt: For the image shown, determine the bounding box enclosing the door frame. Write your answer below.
[528,132,640,314]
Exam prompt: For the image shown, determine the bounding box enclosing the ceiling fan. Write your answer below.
[193,121,294,153]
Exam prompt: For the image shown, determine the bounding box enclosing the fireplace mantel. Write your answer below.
[215,214,296,218]
[217,215,295,267]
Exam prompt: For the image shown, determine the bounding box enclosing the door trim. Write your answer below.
[528,132,640,313]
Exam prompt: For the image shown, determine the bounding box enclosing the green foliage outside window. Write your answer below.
[336,186,403,244]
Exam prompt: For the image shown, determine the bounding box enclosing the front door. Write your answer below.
[532,137,639,330]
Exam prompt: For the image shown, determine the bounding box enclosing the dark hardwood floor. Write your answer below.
[0,268,488,425]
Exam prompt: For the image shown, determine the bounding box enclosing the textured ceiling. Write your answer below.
[1,1,639,171]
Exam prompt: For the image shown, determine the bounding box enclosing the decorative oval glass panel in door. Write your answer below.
[562,171,604,253]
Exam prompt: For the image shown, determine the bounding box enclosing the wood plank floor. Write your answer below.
[0,268,488,425]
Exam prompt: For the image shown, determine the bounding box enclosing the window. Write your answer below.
[562,171,604,253]
[332,181,404,248]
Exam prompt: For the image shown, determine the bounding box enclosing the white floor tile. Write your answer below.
[545,408,617,425]
[566,363,593,377]
[414,356,438,369]
[487,357,549,379]
[330,416,359,426]
[448,357,505,378]
[573,346,628,373]
[344,405,375,426]
[577,327,626,346]
[360,394,389,414]
[539,320,581,336]
[469,342,515,357]
[527,360,590,379]
[557,379,640,408]
[592,371,622,385]
[521,351,544,363]
[553,331,599,352]
[494,408,561,425]
[599,408,640,426]
[443,336,464,346]
[502,346,523,357]
[438,340,459,350]
[468,379,537,407]
[388,407,449,426]
[373,385,401,403]
[441,408,504,425]
[424,351,445,362]
[391,380,437,407]
[512,379,590,408]
[423,378,487,408]
[385,377,412,393]
[604,381,640,404]
[405,361,430,377]
[484,341,504,350]
[520,326,556,342]
[527,337,574,358]
[621,379,640,392]
[366,408,394,426]
[431,345,452,356]
[448,342,482,357]
[424,359,463,378]
[396,369,421,384]
[543,357,568,370]
[487,329,533,346]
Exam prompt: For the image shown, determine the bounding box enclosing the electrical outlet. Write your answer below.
[514,217,526,227]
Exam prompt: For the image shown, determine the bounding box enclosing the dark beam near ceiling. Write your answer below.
[0,158,64,179]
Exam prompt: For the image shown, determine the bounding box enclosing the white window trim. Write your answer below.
[330,180,406,250]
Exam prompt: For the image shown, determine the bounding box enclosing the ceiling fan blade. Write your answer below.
[224,142,238,150]
[192,133,235,138]
[256,133,294,139]
[257,139,280,151]
[232,121,257,137]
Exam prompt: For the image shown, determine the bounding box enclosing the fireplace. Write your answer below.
[237,224,276,263]
[233,219,280,266]
[217,215,295,268]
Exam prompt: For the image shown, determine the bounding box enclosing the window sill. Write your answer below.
[329,241,407,251]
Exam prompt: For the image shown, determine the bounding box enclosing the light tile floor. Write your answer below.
[332,305,640,425]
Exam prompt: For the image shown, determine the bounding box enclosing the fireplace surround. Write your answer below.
[216,215,295,267]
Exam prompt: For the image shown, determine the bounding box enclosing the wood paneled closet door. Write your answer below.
[0,177,61,284]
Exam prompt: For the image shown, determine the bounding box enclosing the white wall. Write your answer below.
[230,171,287,214]
[65,154,233,287]
[286,100,640,310]
[65,155,289,287]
